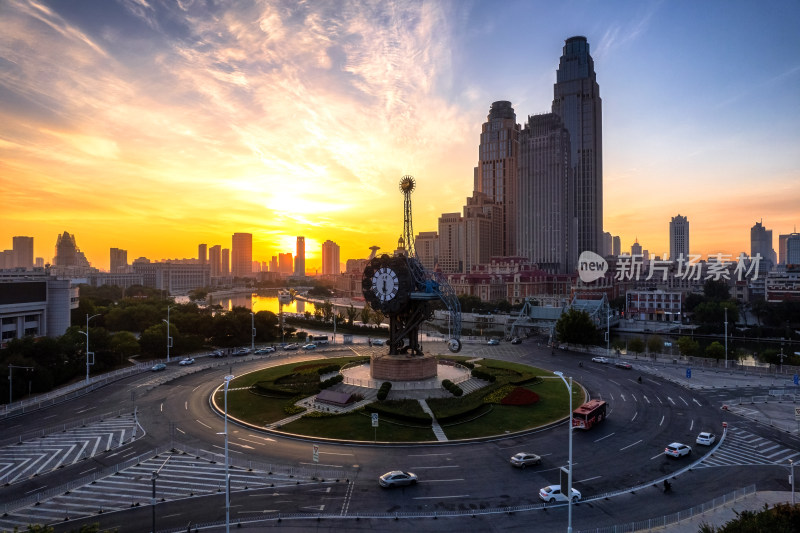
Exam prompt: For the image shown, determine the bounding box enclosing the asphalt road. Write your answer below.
[1,341,796,533]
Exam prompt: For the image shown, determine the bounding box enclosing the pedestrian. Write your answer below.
[368,338,372,347]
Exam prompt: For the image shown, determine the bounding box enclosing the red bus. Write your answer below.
[572,399,607,430]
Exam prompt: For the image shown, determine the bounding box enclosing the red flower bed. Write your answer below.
[501,387,540,406]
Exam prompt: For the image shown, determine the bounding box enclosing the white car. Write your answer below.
[378,471,418,488]
[539,485,581,503]
[178,358,194,366]
[696,432,716,446]
[591,356,609,364]
[664,442,692,458]
[510,452,541,468]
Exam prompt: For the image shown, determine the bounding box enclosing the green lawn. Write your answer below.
[280,411,437,441]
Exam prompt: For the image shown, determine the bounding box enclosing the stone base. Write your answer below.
[370,353,438,381]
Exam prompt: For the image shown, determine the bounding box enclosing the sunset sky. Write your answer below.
[1,0,799,272]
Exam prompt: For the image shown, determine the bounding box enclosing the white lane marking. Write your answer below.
[692,398,702,406]
[667,397,676,405]
[657,396,663,405]
[176,427,186,434]
[299,462,342,468]
[409,465,459,469]
[75,407,96,414]
[238,438,265,446]
[620,394,626,402]
[25,486,46,495]
[160,403,163,412]
[608,379,621,386]
[247,434,276,442]
[619,440,642,451]
[650,453,664,460]
[660,415,665,426]
[630,412,637,422]
[630,394,637,402]
[413,495,469,500]
[320,451,355,456]
[192,384,202,392]
[643,395,650,404]
[196,419,212,429]
[575,476,601,483]
[418,478,465,483]
[679,396,689,406]
[690,420,694,431]
[211,444,242,454]
[594,432,615,443]
[185,401,188,410]
[407,453,451,457]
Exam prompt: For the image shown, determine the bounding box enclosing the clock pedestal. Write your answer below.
[370,353,437,381]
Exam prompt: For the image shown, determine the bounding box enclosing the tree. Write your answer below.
[628,337,645,356]
[705,341,725,360]
[703,279,730,301]
[321,300,334,322]
[360,304,372,325]
[698,502,800,532]
[555,309,600,346]
[110,331,139,366]
[346,305,358,327]
[371,310,385,327]
[677,336,700,357]
[647,335,663,354]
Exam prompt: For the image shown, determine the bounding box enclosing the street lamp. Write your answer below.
[724,307,728,369]
[163,306,172,362]
[790,459,796,506]
[218,374,235,533]
[553,371,574,533]
[8,364,34,404]
[250,312,255,353]
[151,470,158,533]
[78,313,100,384]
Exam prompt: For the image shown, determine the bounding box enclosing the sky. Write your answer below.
[1,0,799,272]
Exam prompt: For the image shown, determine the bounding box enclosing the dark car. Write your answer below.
[210,350,225,358]
[510,337,522,345]
[615,362,632,369]
[510,452,541,468]
[151,363,166,372]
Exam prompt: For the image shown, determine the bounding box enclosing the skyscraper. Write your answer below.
[631,239,642,257]
[198,244,207,265]
[473,101,520,256]
[612,236,621,257]
[750,221,775,273]
[321,240,340,275]
[231,233,252,277]
[295,236,305,276]
[269,256,278,272]
[669,215,690,260]
[209,245,221,277]
[110,247,128,273]
[438,213,463,273]
[278,253,293,274]
[517,112,574,273]
[463,192,503,272]
[603,232,612,257]
[415,231,438,272]
[552,36,603,257]
[12,236,33,269]
[54,231,89,267]
[786,233,800,265]
[221,248,230,276]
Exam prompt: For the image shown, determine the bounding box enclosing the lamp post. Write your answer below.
[218,374,234,533]
[8,364,34,404]
[78,313,100,384]
[606,310,611,358]
[151,470,158,533]
[250,312,255,353]
[790,459,796,506]
[163,305,172,362]
[724,307,728,369]
[553,371,574,533]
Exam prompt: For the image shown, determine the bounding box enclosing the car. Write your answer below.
[302,343,317,350]
[510,452,542,468]
[510,337,522,344]
[254,347,276,355]
[664,442,692,458]
[372,339,385,346]
[487,339,500,346]
[539,484,581,503]
[210,350,225,358]
[151,363,166,372]
[178,358,194,366]
[378,470,418,488]
[591,356,609,364]
[615,362,632,369]
[696,432,716,446]
[283,343,299,350]
[558,344,567,350]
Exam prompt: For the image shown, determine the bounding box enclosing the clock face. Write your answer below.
[371,267,399,302]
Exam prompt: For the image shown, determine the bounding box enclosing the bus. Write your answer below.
[310,335,329,345]
[572,399,607,430]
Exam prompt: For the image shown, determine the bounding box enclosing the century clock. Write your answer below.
[371,267,399,302]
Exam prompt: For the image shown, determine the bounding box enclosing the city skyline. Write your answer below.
[1,1,799,271]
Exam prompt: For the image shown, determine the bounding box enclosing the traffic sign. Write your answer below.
[313,444,319,463]
[794,374,799,386]
[795,407,800,421]
[686,368,692,379]
[372,413,379,427]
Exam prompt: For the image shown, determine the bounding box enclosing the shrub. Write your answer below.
[320,374,343,389]
[377,381,392,401]
[501,387,540,406]
[471,369,496,382]
[284,404,306,415]
[483,384,515,404]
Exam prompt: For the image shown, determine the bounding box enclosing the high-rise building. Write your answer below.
[631,239,642,257]
[463,192,503,273]
[438,213,463,274]
[321,240,340,276]
[110,248,128,273]
[552,36,603,257]
[669,215,690,260]
[612,236,621,257]
[231,233,253,277]
[221,248,230,276]
[198,244,207,265]
[473,101,520,257]
[269,256,278,272]
[35,257,44,268]
[208,245,222,277]
[517,112,574,273]
[750,221,776,273]
[295,237,305,276]
[785,233,800,266]
[415,231,439,272]
[279,253,293,274]
[12,236,33,269]
[603,232,612,257]
[54,231,89,267]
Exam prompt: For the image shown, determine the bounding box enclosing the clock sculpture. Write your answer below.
[361,176,462,381]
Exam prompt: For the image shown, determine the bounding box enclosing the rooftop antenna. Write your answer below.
[399,175,416,257]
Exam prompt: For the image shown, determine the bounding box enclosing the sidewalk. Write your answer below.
[659,491,794,532]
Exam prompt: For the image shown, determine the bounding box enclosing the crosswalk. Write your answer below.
[696,426,800,468]
[0,414,140,485]
[0,451,322,530]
